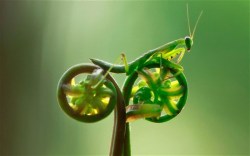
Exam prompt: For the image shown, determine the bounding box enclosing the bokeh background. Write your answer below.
[0,1,249,156]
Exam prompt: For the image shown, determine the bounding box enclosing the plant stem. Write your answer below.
[123,123,131,156]
[109,76,126,156]
[122,71,138,156]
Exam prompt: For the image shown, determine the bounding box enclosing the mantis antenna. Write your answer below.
[186,4,192,37]
[187,4,203,39]
[192,10,203,39]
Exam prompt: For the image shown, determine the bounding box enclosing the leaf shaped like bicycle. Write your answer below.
[57,6,202,156]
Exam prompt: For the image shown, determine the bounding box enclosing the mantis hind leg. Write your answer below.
[93,55,125,89]
[121,53,129,74]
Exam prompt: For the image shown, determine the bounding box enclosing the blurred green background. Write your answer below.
[0,1,249,156]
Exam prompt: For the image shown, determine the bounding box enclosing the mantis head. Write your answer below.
[185,36,193,51]
[186,4,203,52]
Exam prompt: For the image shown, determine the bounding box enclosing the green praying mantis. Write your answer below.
[88,7,203,122]
[57,5,203,156]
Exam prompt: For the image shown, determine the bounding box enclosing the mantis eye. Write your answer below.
[185,36,193,51]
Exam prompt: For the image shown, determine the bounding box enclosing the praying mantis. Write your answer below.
[57,5,203,156]
[89,7,203,122]
[91,7,203,76]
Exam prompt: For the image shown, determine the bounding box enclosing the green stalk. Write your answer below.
[109,76,126,156]
[122,70,139,156]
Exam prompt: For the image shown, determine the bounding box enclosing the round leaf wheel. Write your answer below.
[145,67,188,123]
[125,59,188,123]
[57,64,117,123]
